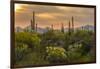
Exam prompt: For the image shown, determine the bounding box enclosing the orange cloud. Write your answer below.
[36,13,55,19]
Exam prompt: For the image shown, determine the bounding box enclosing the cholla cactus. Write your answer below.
[46,46,67,63]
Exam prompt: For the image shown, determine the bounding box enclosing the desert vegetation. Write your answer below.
[14,28,95,67]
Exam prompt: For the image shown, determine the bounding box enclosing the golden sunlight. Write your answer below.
[15,4,22,12]
[37,13,54,19]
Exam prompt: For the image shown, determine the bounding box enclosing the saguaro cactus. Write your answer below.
[32,11,35,30]
[51,24,54,31]
[61,23,64,33]
[31,11,35,31]
[31,19,32,26]
[68,21,71,35]
[31,19,33,30]
[35,23,37,32]
[72,16,74,32]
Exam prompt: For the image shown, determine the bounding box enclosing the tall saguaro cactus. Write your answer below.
[36,23,37,32]
[61,23,64,33]
[68,21,71,35]
[51,24,54,31]
[31,19,34,31]
[31,19,33,28]
[31,11,35,31]
[72,16,74,32]
[33,11,35,30]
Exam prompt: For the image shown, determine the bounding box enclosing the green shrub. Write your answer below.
[46,46,68,63]
[66,43,82,62]
[15,43,29,61]
[15,32,41,50]
[15,52,49,66]
[41,30,65,47]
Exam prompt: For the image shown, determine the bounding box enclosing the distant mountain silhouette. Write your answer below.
[36,27,48,33]
[15,25,94,33]
[77,25,94,31]
[15,26,48,33]
[24,26,48,33]
[15,27,23,32]
[64,25,94,32]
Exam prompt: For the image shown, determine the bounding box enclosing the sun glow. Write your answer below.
[15,4,22,12]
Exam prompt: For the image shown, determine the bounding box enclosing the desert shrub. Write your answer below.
[15,43,30,61]
[67,43,83,63]
[46,46,68,63]
[15,32,41,50]
[15,52,49,66]
[14,30,95,66]
[74,30,94,53]
[41,30,65,47]
[68,43,83,52]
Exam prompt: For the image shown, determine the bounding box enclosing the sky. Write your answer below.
[15,3,95,30]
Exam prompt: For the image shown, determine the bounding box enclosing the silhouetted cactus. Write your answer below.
[32,11,35,30]
[82,26,84,30]
[51,24,54,31]
[72,16,74,32]
[61,23,64,33]
[68,21,71,35]
[35,23,37,32]
[31,19,33,30]
[31,11,35,31]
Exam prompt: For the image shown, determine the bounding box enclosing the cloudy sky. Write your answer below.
[15,3,94,29]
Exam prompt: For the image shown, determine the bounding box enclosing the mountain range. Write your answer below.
[15,25,94,33]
